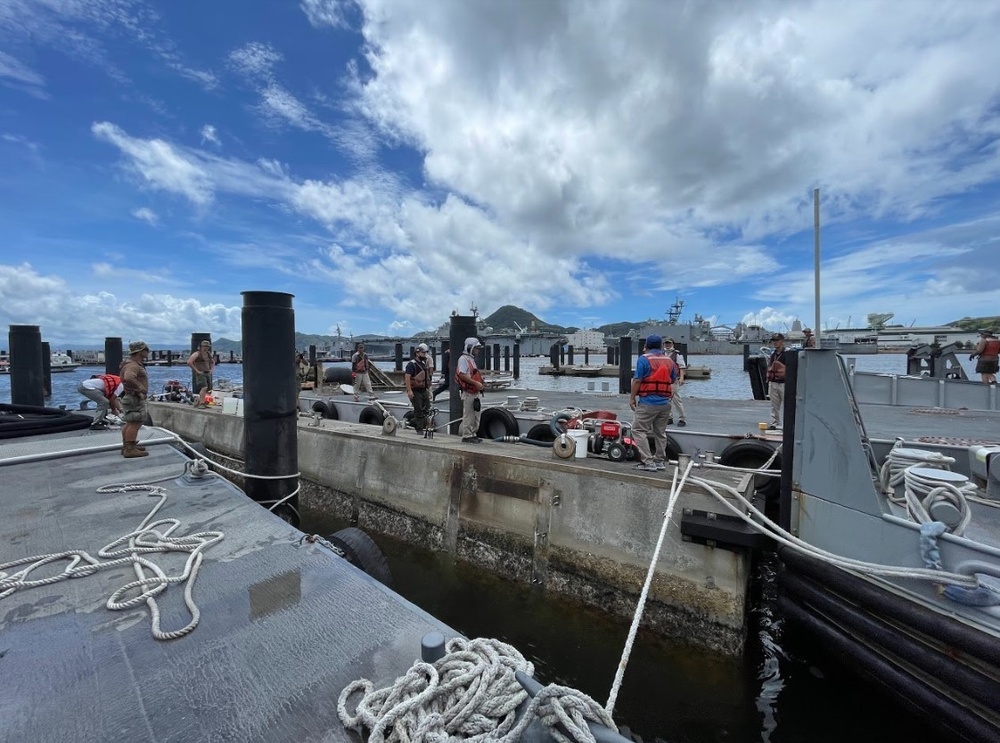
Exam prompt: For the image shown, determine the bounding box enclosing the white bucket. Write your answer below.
[568,430,589,459]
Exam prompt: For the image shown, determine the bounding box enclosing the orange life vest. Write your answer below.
[455,353,484,393]
[637,353,674,397]
[98,374,121,399]
[983,339,1000,357]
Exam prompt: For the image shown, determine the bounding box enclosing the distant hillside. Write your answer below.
[482,305,574,334]
[945,316,1000,333]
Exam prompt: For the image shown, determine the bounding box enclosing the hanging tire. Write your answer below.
[359,406,385,426]
[311,400,339,420]
[324,366,354,385]
[719,440,781,500]
[647,434,683,460]
[478,407,519,439]
[527,423,556,443]
[325,527,393,587]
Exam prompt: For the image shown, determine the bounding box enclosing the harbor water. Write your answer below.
[1,353,963,741]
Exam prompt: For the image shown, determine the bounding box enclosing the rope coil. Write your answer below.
[337,637,617,743]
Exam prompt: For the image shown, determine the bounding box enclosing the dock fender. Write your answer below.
[311,400,339,420]
[478,407,519,439]
[324,366,354,385]
[647,433,683,460]
[526,423,556,443]
[359,406,386,426]
[325,527,393,587]
[719,440,781,498]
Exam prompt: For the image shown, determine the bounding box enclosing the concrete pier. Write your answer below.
[148,402,754,655]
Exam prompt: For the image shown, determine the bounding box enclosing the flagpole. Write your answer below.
[813,188,821,348]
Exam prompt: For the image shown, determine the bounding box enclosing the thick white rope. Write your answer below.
[686,472,979,588]
[337,636,616,743]
[605,457,695,716]
[0,477,223,640]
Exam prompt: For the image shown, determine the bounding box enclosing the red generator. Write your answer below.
[588,419,638,462]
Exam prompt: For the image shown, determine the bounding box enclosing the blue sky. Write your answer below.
[2,0,999,345]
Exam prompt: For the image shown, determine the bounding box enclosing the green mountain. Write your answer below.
[945,316,1000,333]
[482,305,573,334]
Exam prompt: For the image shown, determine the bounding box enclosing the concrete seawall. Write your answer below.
[149,403,754,654]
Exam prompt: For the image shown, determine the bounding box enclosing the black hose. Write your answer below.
[0,403,92,439]
[491,435,551,448]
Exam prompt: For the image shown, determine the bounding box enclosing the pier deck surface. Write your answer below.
[361,387,1000,446]
[0,428,452,743]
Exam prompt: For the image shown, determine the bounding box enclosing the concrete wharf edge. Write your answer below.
[149,401,754,655]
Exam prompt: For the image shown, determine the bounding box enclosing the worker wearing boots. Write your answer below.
[120,340,150,458]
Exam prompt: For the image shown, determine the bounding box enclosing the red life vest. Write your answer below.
[99,374,121,399]
[983,339,1000,357]
[455,353,484,393]
[637,354,674,397]
[352,353,368,373]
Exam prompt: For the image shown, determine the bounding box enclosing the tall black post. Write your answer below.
[394,342,403,371]
[191,333,211,391]
[618,337,633,395]
[241,292,298,523]
[584,348,590,365]
[607,345,614,365]
[503,346,510,372]
[9,325,44,406]
[105,337,123,376]
[549,342,560,371]
[448,316,477,435]
[513,343,520,379]
[41,341,52,397]
[492,344,500,371]
[567,345,574,366]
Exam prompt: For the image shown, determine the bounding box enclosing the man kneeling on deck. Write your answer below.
[629,334,678,472]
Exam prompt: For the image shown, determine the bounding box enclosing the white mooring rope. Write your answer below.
[337,637,617,743]
[0,470,224,640]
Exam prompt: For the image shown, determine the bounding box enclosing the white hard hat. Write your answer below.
[465,337,483,351]
[417,343,429,352]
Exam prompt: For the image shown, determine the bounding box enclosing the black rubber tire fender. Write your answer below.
[646,434,683,460]
[359,406,385,426]
[324,366,354,385]
[526,423,556,443]
[478,407,519,439]
[311,400,339,420]
[719,439,781,499]
[325,527,393,587]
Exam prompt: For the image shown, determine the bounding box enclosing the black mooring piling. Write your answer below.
[105,337,123,376]
[9,325,44,406]
[241,292,299,524]
[448,316,478,435]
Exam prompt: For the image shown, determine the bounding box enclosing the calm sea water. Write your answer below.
[1,353,957,742]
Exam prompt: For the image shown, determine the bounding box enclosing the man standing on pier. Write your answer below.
[766,334,787,428]
[351,343,374,401]
[187,340,214,408]
[120,340,150,458]
[456,337,485,443]
[405,343,434,434]
[629,334,678,471]
[970,329,1000,384]
[663,338,687,427]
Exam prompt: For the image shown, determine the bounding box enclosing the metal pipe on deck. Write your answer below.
[448,316,477,435]
[241,291,299,523]
[104,337,122,376]
[9,325,44,406]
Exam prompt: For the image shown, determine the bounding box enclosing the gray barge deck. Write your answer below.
[0,428,454,743]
